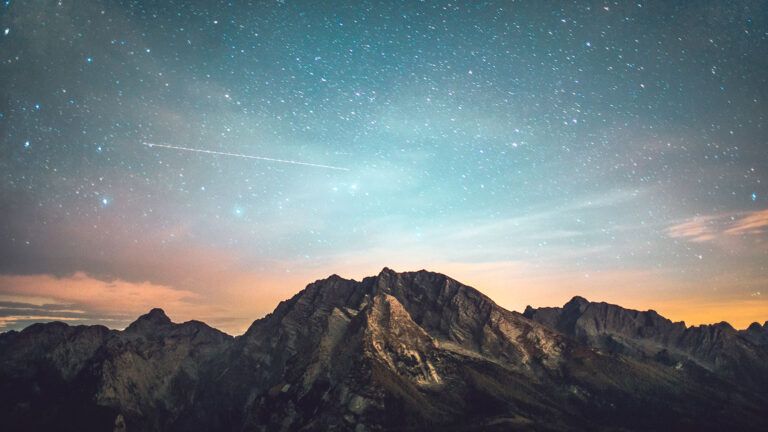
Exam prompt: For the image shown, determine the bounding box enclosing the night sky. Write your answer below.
[1,0,767,333]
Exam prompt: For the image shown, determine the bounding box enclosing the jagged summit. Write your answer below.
[124,307,172,333]
[279,268,498,325]
[566,295,590,306]
[743,322,768,346]
[524,295,766,382]
[1,268,767,432]
[143,307,172,322]
[379,266,396,274]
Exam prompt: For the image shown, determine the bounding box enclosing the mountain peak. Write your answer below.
[143,307,171,323]
[564,295,589,310]
[713,321,736,331]
[2,269,768,431]
[377,266,397,277]
[124,307,172,334]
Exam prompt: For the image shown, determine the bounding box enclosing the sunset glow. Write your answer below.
[1,1,766,334]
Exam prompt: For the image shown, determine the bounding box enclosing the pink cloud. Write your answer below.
[666,209,768,242]
[724,209,768,236]
[664,216,719,243]
[0,272,204,328]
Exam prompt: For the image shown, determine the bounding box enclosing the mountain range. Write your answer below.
[1,268,767,431]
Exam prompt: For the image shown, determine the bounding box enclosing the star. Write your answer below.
[1,0,766,334]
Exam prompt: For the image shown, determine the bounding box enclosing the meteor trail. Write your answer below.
[142,142,350,171]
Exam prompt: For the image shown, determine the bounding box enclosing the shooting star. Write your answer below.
[142,142,350,171]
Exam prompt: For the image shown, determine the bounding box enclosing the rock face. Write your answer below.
[1,268,767,431]
[523,296,768,390]
[742,321,768,346]
[0,307,232,431]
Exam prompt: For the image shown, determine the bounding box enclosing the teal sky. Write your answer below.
[1,0,767,333]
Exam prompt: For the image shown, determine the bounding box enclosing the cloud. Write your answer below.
[665,216,719,242]
[0,272,203,331]
[724,209,768,236]
[666,209,768,243]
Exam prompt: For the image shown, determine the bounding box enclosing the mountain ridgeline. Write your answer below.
[1,268,767,431]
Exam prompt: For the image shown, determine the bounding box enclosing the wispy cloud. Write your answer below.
[666,209,768,243]
[665,216,720,242]
[724,209,768,236]
[0,272,203,331]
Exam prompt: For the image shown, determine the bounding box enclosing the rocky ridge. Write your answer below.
[1,268,767,431]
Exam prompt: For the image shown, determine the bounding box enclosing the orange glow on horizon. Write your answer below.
[1,263,766,334]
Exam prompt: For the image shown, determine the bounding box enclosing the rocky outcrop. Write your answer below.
[2,269,768,431]
[0,308,232,431]
[742,321,768,346]
[523,296,768,388]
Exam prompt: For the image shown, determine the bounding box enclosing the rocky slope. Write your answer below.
[523,296,768,390]
[742,321,768,346]
[1,268,767,431]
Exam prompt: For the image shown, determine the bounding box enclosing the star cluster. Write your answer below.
[0,0,766,332]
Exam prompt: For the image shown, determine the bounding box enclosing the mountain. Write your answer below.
[742,321,768,346]
[1,268,767,431]
[523,296,768,390]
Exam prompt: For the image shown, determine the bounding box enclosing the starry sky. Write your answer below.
[1,0,767,334]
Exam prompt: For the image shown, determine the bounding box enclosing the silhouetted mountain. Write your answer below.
[523,296,768,391]
[742,321,768,346]
[1,269,767,431]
